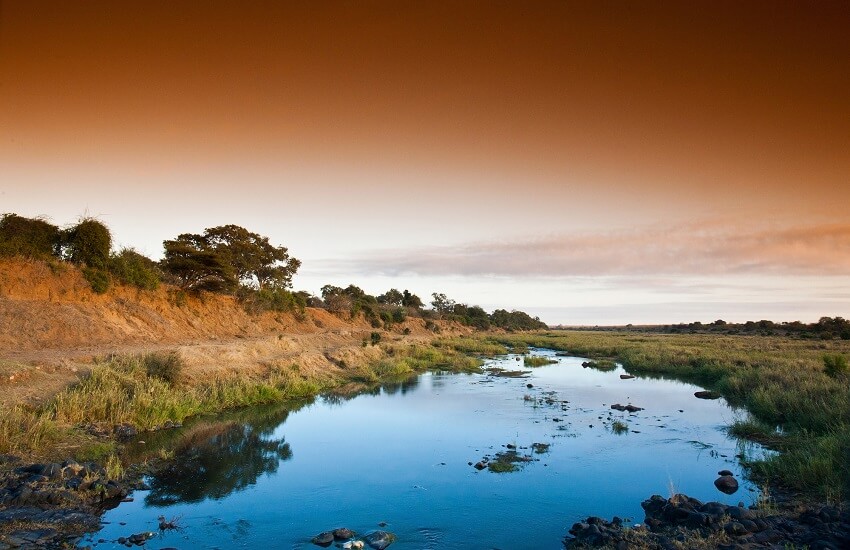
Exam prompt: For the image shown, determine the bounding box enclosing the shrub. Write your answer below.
[238,287,306,315]
[824,354,848,379]
[0,213,62,259]
[61,218,112,268]
[370,332,382,345]
[108,248,161,290]
[82,266,110,293]
[143,352,183,385]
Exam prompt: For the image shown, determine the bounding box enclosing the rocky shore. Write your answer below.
[566,493,849,549]
[0,455,138,549]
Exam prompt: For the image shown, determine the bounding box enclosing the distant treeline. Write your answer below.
[0,212,545,332]
[559,317,850,340]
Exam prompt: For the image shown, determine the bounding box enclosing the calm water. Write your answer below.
[86,350,763,549]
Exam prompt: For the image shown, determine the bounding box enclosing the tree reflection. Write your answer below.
[145,404,297,506]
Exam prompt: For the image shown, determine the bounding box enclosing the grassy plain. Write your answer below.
[487,331,850,501]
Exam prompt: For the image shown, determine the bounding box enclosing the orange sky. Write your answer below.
[1,1,848,324]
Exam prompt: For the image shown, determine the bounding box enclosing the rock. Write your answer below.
[333,527,356,540]
[694,390,721,400]
[610,403,644,412]
[113,423,138,441]
[619,374,635,379]
[714,475,739,495]
[724,521,747,536]
[526,383,534,388]
[363,530,396,550]
[127,531,155,545]
[473,461,486,470]
[718,469,734,476]
[311,531,334,547]
[42,463,63,480]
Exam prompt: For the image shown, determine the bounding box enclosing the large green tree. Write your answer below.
[162,233,237,292]
[204,225,300,290]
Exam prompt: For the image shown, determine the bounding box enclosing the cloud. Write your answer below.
[324,222,850,278]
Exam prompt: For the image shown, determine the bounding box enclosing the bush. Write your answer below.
[109,248,161,290]
[143,352,183,385]
[0,213,61,259]
[824,354,849,379]
[238,287,306,315]
[61,218,112,268]
[370,332,381,345]
[82,266,110,294]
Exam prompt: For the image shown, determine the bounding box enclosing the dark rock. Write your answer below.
[726,505,751,521]
[724,521,747,536]
[526,383,533,388]
[718,469,734,476]
[619,374,635,379]
[473,461,486,470]
[363,530,397,550]
[332,527,356,540]
[113,423,138,441]
[714,475,740,495]
[610,403,644,412]
[694,390,721,400]
[311,531,334,547]
[127,531,155,545]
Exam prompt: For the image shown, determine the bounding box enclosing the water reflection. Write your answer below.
[144,404,299,506]
[380,374,420,396]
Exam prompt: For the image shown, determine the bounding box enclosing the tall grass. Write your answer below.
[3,340,483,462]
[488,331,850,500]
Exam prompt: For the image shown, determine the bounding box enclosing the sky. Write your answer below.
[1,1,849,325]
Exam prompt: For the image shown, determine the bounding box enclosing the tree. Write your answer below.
[430,293,455,316]
[162,233,237,292]
[377,288,404,306]
[204,225,300,290]
[402,290,423,309]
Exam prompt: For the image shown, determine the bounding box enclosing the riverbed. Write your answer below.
[85,349,763,549]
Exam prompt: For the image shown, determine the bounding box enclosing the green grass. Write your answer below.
[475,331,850,500]
[610,420,629,434]
[434,337,508,356]
[583,359,618,371]
[524,356,558,367]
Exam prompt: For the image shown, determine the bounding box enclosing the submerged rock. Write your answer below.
[619,374,635,379]
[333,527,356,540]
[311,531,335,546]
[363,530,396,550]
[610,403,643,413]
[694,390,721,400]
[714,475,739,494]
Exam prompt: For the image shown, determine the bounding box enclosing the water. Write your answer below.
[87,350,763,549]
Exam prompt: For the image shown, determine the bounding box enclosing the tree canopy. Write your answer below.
[161,225,299,293]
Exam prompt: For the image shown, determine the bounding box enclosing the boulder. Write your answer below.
[714,475,739,495]
[718,469,734,476]
[694,390,721,400]
[619,374,635,379]
[363,531,396,550]
[311,531,335,547]
[333,527,357,540]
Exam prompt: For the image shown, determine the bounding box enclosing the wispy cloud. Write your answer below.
[322,222,850,278]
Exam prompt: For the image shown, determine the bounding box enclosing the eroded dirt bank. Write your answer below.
[0,258,467,408]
